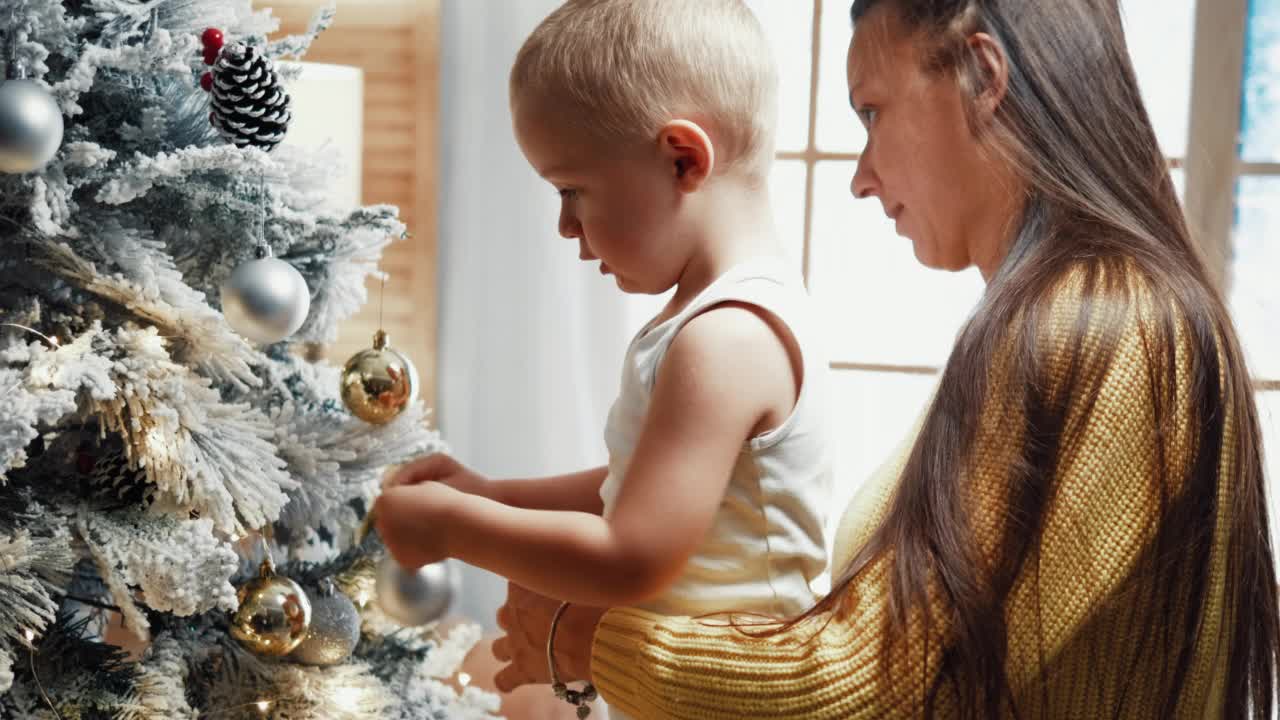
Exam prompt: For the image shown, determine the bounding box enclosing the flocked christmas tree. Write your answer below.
[0,1,499,717]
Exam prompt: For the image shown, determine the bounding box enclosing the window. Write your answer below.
[1230,0,1280,547]
[744,0,1280,556]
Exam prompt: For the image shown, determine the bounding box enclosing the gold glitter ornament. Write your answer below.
[340,330,418,424]
[230,559,312,656]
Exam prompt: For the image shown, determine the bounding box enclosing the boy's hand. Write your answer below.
[385,453,489,498]
[372,483,458,568]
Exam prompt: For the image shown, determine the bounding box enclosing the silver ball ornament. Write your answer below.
[290,584,361,666]
[0,79,64,174]
[375,557,458,627]
[221,256,311,344]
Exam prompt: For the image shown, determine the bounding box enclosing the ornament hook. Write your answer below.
[2,23,23,81]
[142,7,160,45]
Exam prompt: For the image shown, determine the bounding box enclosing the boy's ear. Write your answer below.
[658,120,714,191]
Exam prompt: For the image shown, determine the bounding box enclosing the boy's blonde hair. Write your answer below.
[510,0,778,177]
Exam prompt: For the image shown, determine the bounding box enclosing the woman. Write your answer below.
[491,0,1280,717]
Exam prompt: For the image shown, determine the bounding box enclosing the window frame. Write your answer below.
[1184,0,1247,295]
[1185,0,1279,389]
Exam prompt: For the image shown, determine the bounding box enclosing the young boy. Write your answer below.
[376,0,832,701]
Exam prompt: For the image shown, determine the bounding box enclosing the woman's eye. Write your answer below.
[859,108,878,126]
[557,188,578,199]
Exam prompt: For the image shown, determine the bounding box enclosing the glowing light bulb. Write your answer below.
[332,686,361,711]
[457,672,472,688]
[256,700,271,713]
[23,629,34,643]
[355,590,370,608]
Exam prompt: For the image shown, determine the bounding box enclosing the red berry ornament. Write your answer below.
[200,71,213,91]
[202,28,224,52]
[203,45,220,65]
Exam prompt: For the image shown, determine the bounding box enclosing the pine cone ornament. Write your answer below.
[80,446,156,508]
[208,43,291,150]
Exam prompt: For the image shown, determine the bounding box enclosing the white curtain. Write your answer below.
[437,0,662,631]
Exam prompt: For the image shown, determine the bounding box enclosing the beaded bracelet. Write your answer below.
[548,601,598,718]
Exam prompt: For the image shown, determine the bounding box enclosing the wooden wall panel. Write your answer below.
[262,0,439,411]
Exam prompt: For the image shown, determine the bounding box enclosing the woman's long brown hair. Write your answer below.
[784,1,1278,717]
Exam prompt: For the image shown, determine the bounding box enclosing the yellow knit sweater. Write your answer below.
[590,273,1236,719]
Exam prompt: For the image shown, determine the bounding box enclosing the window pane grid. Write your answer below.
[1230,174,1280,381]
[832,362,940,376]
[798,0,823,285]
[1241,0,1280,164]
[783,151,1188,165]
[824,369,1280,387]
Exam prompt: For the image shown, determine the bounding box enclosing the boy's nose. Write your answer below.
[558,207,582,239]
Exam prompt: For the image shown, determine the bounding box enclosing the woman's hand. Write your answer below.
[384,452,490,498]
[491,582,606,692]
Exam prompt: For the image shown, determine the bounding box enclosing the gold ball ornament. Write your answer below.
[340,330,418,424]
[230,559,312,656]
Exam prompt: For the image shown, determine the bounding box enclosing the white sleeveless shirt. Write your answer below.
[598,257,832,618]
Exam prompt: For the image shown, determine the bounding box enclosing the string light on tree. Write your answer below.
[332,686,362,713]
[1,323,59,349]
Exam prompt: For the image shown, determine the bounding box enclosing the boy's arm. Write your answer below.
[388,454,607,514]
[377,306,798,607]
[489,467,608,515]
